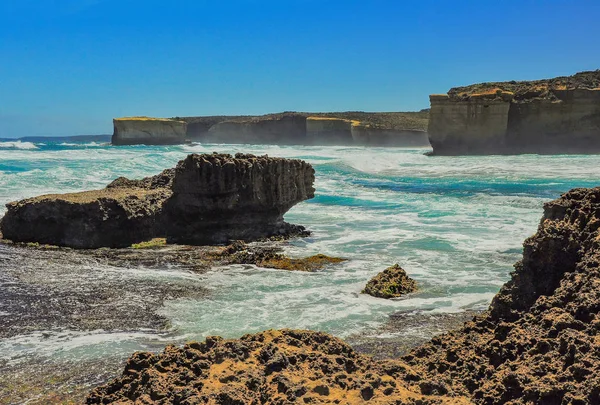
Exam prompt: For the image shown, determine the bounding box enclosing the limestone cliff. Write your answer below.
[351,123,430,147]
[0,154,314,248]
[112,117,187,145]
[306,117,354,145]
[428,70,600,154]
[205,114,307,145]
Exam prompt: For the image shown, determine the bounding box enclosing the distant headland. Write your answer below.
[110,70,600,154]
[111,111,431,147]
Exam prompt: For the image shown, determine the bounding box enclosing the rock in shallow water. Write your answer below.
[362,264,418,298]
[0,153,315,248]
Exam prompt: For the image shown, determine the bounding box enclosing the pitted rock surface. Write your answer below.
[86,329,469,404]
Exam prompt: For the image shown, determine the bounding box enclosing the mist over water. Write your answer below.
[3,140,600,362]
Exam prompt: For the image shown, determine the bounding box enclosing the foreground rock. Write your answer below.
[428,70,600,154]
[88,187,600,404]
[401,187,600,403]
[0,153,315,248]
[112,117,187,145]
[87,329,469,404]
[362,264,418,298]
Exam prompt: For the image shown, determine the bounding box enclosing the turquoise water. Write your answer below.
[2,139,600,361]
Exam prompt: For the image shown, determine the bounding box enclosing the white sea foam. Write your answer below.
[3,143,600,361]
[0,141,38,150]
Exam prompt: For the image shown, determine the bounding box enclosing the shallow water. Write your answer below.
[2,140,600,363]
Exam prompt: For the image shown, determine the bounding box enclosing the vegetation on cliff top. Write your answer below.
[177,111,429,131]
[447,69,600,101]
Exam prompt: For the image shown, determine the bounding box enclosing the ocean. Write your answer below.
[2,139,600,368]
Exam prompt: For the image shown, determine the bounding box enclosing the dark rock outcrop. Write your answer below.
[0,154,314,248]
[87,187,600,404]
[362,264,418,298]
[402,187,600,403]
[163,153,315,244]
[428,70,600,155]
[112,117,187,146]
[0,169,174,249]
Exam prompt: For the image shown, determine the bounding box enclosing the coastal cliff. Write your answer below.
[112,117,187,145]
[205,114,307,145]
[0,153,314,248]
[351,123,430,147]
[428,70,600,154]
[306,116,354,144]
[112,111,430,147]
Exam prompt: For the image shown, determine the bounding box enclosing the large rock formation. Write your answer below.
[0,170,174,248]
[87,187,600,404]
[112,112,431,147]
[163,153,315,244]
[428,70,600,154]
[112,117,187,145]
[205,114,307,145]
[0,154,314,248]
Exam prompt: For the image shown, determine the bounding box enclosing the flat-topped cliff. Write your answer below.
[113,111,429,147]
[112,117,187,145]
[428,70,600,155]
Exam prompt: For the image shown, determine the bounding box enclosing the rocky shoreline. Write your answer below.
[86,187,600,404]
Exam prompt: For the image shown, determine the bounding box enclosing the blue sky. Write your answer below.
[1,0,598,137]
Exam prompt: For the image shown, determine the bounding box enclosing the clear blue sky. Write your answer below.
[1,0,598,137]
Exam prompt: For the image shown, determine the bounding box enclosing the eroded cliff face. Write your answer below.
[112,117,187,145]
[206,115,307,145]
[0,154,314,248]
[428,70,600,154]
[306,117,354,145]
[351,124,430,147]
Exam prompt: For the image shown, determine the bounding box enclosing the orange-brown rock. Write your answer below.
[86,329,470,404]
[402,187,600,404]
[362,264,417,299]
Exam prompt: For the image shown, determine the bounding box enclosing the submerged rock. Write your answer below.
[0,153,315,248]
[362,264,418,298]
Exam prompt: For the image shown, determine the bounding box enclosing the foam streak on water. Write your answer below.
[2,141,600,359]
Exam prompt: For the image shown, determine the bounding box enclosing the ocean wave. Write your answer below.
[0,141,38,150]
